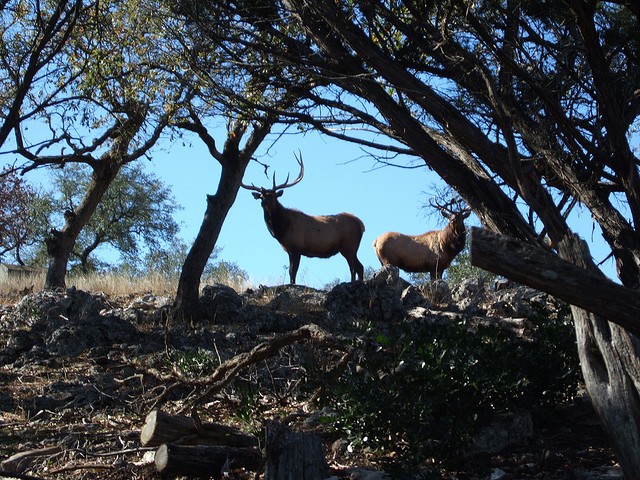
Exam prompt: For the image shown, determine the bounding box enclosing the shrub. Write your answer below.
[324,303,579,475]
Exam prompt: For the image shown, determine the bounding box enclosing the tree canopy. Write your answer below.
[0,167,51,264]
[174,0,640,474]
[43,163,182,273]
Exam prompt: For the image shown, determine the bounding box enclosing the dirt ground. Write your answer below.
[0,284,622,479]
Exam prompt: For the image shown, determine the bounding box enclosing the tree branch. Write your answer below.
[470,227,640,337]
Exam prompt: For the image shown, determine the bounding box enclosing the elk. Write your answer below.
[241,155,365,284]
[373,199,471,280]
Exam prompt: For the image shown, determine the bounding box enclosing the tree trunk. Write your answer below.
[171,160,249,323]
[263,421,327,480]
[470,227,640,478]
[44,161,121,289]
[558,235,640,480]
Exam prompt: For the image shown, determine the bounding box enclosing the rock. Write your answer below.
[370,265,410,294]
[451,277,486,303]
[466,410,533,456]
[45,315,141,357]
[421,279,451,305]
[199,283,243,323]
[266,285,326,313]
[456,297,479,315]
[324,280,403,325]
[400,285,427,308]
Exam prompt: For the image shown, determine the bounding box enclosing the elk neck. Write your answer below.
[441,220,467,256]
[262,198,290,240]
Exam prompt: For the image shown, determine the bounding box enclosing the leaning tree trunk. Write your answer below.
[171,161,249,323]
[558,235,640,479]
[45,161,121,289]
[470,227,640,478]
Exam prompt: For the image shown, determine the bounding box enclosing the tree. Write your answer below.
[0,167,52,264]
[40,163,182,273]
[10,0,191,289]
[164,1,310,322]
[0,0,84,148]
[182,0,640,475]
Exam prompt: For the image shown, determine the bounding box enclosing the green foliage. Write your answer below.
[0,168,54,265]
[169,348,219,377]
[443,245,498,286]
[324,306,579,474]
[43,163,182,273]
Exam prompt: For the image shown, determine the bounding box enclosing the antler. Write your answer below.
[429,196,471,215]
[273,151,304,191]
[240,152,305,193]
[240,179,262,192]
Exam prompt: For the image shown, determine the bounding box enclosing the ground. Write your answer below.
[0,282,622,479]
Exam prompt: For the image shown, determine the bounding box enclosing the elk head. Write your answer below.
[240,153,304,208]
[430,197,471,249]
[430,197,471,227]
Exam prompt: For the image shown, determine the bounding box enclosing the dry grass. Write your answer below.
[0,271,252,305]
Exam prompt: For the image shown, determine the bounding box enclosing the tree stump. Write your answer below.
[140,409,257,447]
[263,421,327,480]
[155,443,262,478]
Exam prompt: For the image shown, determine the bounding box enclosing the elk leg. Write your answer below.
[353,257,364,282]
[342,252,364,282]
[288,252,301,285]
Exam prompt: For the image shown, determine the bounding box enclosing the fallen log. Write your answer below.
[154,443,262,478]
[140,409,258,447]
[1,445,62,473]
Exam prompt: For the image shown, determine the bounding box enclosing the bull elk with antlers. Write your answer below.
[373,199,471,280]
[242,154,365,284]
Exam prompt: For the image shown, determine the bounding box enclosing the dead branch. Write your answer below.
[469,227,640,337]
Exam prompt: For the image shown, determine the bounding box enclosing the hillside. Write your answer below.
[0,266,619,479]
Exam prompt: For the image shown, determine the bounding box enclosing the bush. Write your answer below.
[324,303,579,475]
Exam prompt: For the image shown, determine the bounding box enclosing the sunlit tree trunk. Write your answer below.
[558,235,640,478]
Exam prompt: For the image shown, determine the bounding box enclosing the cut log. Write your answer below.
[154,443,262,477]
[263,421,327,480]
[140,409,257,447]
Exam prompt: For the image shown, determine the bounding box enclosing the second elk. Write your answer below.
[373,199,471,280]
[241,154,365,284]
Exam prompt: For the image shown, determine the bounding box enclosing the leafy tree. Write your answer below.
[165,2,311,322]
[9,0,192,288]
[40,163,182,273]
[183,0,640,474]
[0,0,84,148]
[0,168,52,264]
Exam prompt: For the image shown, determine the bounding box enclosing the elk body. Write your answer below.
[373,202,471,280]
[242,156,365,284]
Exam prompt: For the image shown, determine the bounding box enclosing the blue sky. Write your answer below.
[144,127,619,289]
[3,123,619,289]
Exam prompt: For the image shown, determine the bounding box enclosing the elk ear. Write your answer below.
[275,190,284,198]
[252,192,261,200]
